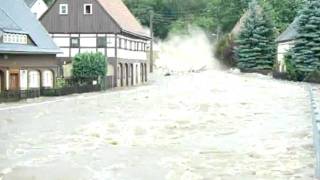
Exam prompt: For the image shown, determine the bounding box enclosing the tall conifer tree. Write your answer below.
[292,0,320,77]
[235,0,276,71]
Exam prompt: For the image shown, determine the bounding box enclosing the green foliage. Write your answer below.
[124,0,302,39]
[55,77,66,88]
[284,50,301,81]
[43,0,54,6]
[304,70,320,83]
[124,0,249,39]
[169,16,215,35]
[169,19,190,35]
[235,0,276,71]
[72,52,106,83]
[291,0,320,78]
[43,0,304,40]
[215,34,236,67]
[260,0,305,32]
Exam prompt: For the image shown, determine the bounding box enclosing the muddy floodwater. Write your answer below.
[0,70,315,180]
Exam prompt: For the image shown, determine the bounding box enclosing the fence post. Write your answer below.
[309,86,320,179]
[101,76,107,91]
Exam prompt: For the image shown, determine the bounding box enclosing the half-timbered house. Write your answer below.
[40,0,150,88]
[0,0,60,92]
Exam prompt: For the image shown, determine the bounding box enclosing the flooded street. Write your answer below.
[0,70,315,180]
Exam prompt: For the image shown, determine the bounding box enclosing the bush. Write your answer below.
[55,77,66,88]
[284,51,301,81]
[72,52,106,84]
[215,34,236,67]
[278,50,320,83]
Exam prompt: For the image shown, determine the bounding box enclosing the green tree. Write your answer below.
[124,0,303,39]
[216,34,237,67]
[43,0,54,6]
[235,0,276,71]
[284,50,301,81]
[72,53,106,84]
[260,0,305,32]
[291,0,320,78]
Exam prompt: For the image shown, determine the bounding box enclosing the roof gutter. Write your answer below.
[0,50,61,55]
[121,30,151,40]
[276,38,296,43]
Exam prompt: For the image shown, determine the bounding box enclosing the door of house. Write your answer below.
[0,73,2,92]
[0,70,6,92]
[10,73,19,91]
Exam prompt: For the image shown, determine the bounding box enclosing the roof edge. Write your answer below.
[121,30,151,40]
[0,50,60,54]
[39,0,57,20]
[95,0,122,33]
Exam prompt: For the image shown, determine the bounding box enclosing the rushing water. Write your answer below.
[0,69,315,180]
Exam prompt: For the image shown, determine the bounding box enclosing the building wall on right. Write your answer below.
[277,41,295,73]
[31,0,48,19]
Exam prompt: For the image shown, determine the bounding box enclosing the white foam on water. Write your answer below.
[155,27,222,73]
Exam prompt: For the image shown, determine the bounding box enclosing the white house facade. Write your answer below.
[24,0,48,19]
[276,19,299,73]
[0,0,60,93]
[40,0,150,88]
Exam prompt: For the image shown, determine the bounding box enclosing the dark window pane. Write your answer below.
[97,37,106,48]
[70,37,79,48]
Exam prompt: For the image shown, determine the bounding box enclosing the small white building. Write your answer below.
[24,0,48,19]
[275,19,299,73]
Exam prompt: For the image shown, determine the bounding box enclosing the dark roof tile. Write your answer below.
[97,0,149,37]
[276,18,299,43]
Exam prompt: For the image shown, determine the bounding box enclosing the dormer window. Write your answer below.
[59,4,68,15]
[2,33,27,44]
[84,4,92,15]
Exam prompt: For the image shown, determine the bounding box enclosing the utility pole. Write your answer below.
[149,10,154,73]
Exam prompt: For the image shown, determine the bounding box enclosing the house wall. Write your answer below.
[40,0,121,34]
[0,54,58,67]
[117,35,148,60]
[51,33,148,88]
[31,0,48,19]
[0,54,59,90]
[277,41,295,73]
[40,0,149,88]
[51,33,148,60]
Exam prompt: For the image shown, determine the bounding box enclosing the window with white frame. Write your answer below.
[97,37,106,48]
[2,33,27,44]
[107,37,114,47]
[118,38,121,48]
[121,39,125,49]
[42,70,53,88]
[28,71,40,88]
[84,4,93,15]
[134,42,137,51]
[59,4,68,15]
[70,37,80,48]
[124,39,127,49]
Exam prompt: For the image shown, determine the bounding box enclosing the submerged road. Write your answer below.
[0,70,315,180]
